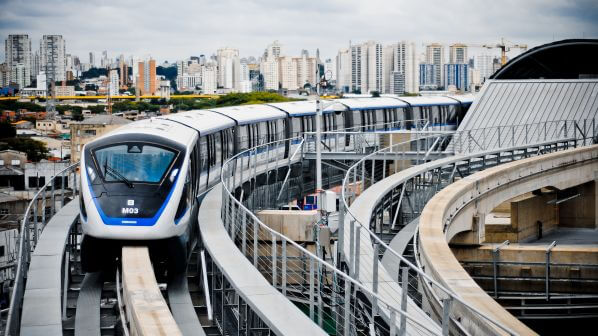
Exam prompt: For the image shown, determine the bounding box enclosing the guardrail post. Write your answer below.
[253,220,258,267]
[390,307,398,336]
[349,219,355,277]
[337,200,345,268]
[282,239,287,296]
[309,257,315,321]
[241,211,247,256]
[271,233,277,287]
[41,187,46,229]
[546,241,557,300]
[372,243,379,317]
[354,226,360,279]
[33,197,38,245]
[399,267,408,336]
[442,297,453,336]
[493,240,510,299]
[344,279,351,334]
[51,176,56,215]
[61,170,65,208]
[62,251,69,320]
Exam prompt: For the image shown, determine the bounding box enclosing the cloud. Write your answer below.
[1,0,597,63]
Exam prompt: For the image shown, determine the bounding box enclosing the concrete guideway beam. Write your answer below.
[418,145,598,336]
[121,246,182,336]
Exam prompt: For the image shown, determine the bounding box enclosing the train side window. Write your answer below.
[215,133,222,166]
[199,136,208,173]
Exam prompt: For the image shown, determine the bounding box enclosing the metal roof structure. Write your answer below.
[491,39,598,80]
[455,79,598,150]
[335,97,409,110]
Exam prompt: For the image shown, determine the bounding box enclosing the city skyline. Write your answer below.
[1,0,597,63]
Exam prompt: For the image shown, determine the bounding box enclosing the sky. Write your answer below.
[1,0,597,63]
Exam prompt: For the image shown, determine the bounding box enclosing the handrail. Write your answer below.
[339,117,595,335]
[221,137,442,335]
[5,162,79,336]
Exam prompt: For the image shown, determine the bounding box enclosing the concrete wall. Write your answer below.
[559,181,596,228]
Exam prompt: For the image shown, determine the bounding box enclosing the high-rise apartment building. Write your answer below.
[136,59,156,95]
[279,56,298,90]
[336,48,351,93]
[359,41,384,94]
[382,41,419,94]
[265,41,282,59]
[425,43,445,88]
[260,56,279,91]
[217,48,241,91]
[201,63,217,94]
[5,34,32,88]
[119,56,128,87]
[101,50,108,68]
[296,51,316,89]
[89,52,95,67]
[350,44,362,93]
[109,69,119,96]
[239,59,251,93]
[324,58,335,81]
[443,64,468,91]
[449,44,468,64]
[419,63,439,88]
[389,71,405,95]
[0,63,8,87]
[474,54,494,82]
[40,35,66,83]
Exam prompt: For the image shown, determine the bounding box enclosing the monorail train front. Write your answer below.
[79,132,193,272]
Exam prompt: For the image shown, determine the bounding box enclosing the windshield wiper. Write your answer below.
[104,160,134,188]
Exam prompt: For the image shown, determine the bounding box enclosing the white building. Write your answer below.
[217,48,241,91]
[353,41,383,94]
[265,40,282,59]
[177,74,202,91]
[109,69,119,96]
[261,56,279,91]
[20,72,47,97]
[425,43,445,88]
[324,58,335,81]
[279,56,298,90]
[201,63,217,94]
[296,52,316,89]
[336,48,351,93]
[5,34,32,88]
[474,54,494,83]
[40,35,66,82]
[384,41,419,94]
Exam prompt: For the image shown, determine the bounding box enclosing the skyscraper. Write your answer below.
[265,41,282,59]
[109,69,119,96]
[5,34,32,88]
[350,44,362,93]
[260,55,279,91]
[474,54,494,83]
[336,48,351,93]
[201,63,217,94]
[425,43,445,88]
[449,44,468,64]
[443,63,468,91]
[360,41,384,94]
[119,56,128,87]
[136,59,156,95]
[216,48,241,91]
[383,41,419,94]
[89,52,95,67]
[40,35,66,82]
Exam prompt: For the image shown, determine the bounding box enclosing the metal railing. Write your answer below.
[4,163,80,336]
[337,119,597,335]
[221,138,443,336]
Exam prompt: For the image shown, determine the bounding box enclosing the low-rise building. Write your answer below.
[54,86,76,97]
[70,115,131,162]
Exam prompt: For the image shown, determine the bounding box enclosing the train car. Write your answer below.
[395,96,463,131]
[335,97,412,131]
[80,112,235,272]
[267,100,345,137]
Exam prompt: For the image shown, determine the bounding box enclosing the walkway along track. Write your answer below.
[417,145,598,335]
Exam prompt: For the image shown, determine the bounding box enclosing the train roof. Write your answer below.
[160,110,235,135]
[97,118,197,147]
[334,97,409,110]
[395,96,460,106]
[444,94,475,104]
[209,104,287,125]
[267,100,345,116]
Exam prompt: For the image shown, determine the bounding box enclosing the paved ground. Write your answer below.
[530,228,598,245]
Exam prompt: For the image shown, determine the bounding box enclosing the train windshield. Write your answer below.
[93,143,178,184]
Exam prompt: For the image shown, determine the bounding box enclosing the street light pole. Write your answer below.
[315,83,322,192]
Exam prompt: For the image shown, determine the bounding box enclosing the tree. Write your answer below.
[0,122,16,138]
[0,138,49,162]
[371,91,381,97]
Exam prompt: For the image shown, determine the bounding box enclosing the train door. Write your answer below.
[199,136,208,190]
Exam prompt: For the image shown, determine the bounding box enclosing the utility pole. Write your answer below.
[315,70,333,193]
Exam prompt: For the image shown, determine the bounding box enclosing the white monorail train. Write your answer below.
[79,95,473,271]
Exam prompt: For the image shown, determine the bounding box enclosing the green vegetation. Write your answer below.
[0,124,49,162]
[0,100,45,112]
[171,92,298,111]
[80,67,108,79]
